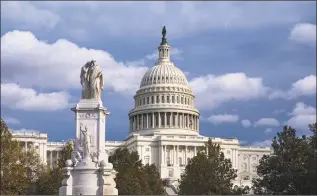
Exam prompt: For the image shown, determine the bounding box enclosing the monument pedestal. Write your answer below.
[59,99,118,195]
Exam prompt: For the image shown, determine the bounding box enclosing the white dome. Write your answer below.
[140,62,189,88]
[128,27,200,137]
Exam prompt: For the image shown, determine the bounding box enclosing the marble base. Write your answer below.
[59,162,118,195]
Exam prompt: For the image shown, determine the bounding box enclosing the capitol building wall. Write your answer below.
[11,31,271,190]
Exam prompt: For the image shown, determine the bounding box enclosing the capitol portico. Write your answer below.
[11,27,271,193]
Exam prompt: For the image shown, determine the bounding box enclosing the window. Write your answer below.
[179,157,183,165]
[242,163,247,172]
[147,97,149,104]
[252,164,257,172]
[167,96,170,103]
[151,96,154,104]
[227,150,231,155]
[168,169,174,177]
[144,156,150,165]
[162,95,165,103]
[243,176,250,180]
[172,96,175,103]
[167,157,171,166]
[156,96,159,103]
[181,97,184,104]
[145,148,150,152]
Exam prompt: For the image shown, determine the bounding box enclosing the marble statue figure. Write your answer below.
[80,60,104,101]
[80,123,91,160]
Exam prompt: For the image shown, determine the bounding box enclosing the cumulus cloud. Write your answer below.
[252,140,272,148]
[289,23,316,45]
[1,83,70,111]
[254,118,280,127]
[241,119,252,128]
[269,75,316,100]
[3,117,20,125]
[286,102,316,131]
[190,73,269,109]
[207,114,239,125]
[1,1,60,29]
[1,31,148,94]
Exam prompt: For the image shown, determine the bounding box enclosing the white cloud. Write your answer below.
[269,75,316,100]
[1,31,148,95]
[207,114,239,125]
[289,23,316,45]
[252,140,272,148]
[1,2,311,39]
[254,118,280,127]
[264,128,273,134]
[241,119,252,128]
[1,83,70,111]
[288,75,316,98]
[3,117,20,125]
[190,73,269,109]
[1,1,60,29]
[286,102,316,130]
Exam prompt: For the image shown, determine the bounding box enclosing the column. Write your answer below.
[176,113,178,128]
[25,141,28,152]
[197,117,200,131]
[185,146,188,164]
[160,145,164,165]
[136,115,139,130]
[194,146,197,156]
[159,112,161,128]
[176,146,179,165]
[146,113,149,129]
[164,113,167,128]
[182,113,185,128]
[170,112,172,128]
[163,145,166,164]
[141,114,144,129]
[43,143,47,165]
[152,113,155,128]
[173,146,176,165]
[56,151,59,164]
[50,151,53,168]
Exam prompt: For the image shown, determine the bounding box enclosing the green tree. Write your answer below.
[252,123,317,195]
[109,147,164,195]
[0,118,44,195]
[178,139,244,195]
[34,140,73,195]
[143,164,165,195]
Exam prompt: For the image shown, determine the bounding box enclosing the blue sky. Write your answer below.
[1,1,316,147]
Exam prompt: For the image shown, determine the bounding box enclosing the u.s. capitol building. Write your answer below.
[12,28,271,192]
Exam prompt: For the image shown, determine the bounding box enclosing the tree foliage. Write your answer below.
[178,139,246,195]
[252,123,317,195]
[34,140,73,195]
[0,118,44,195]
[109,147,164,195]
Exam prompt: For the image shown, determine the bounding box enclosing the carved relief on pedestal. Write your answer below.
[78,113,98,119]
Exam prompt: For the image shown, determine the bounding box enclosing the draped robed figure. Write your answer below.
[80,60,104,101]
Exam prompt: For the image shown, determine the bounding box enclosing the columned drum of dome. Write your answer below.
[128,27,200,136]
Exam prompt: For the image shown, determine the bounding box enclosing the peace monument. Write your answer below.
[59,60,118,195]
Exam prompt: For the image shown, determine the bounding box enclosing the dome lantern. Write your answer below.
[158,26,171,63]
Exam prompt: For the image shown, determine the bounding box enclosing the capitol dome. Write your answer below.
[128,26,200,136]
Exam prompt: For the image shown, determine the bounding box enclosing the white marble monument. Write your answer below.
[59,60,118,195]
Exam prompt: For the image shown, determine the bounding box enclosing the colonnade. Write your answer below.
[159,145,202,166]
[130,112,199,132]
[47,150,60,168]
[136,93,194,107]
